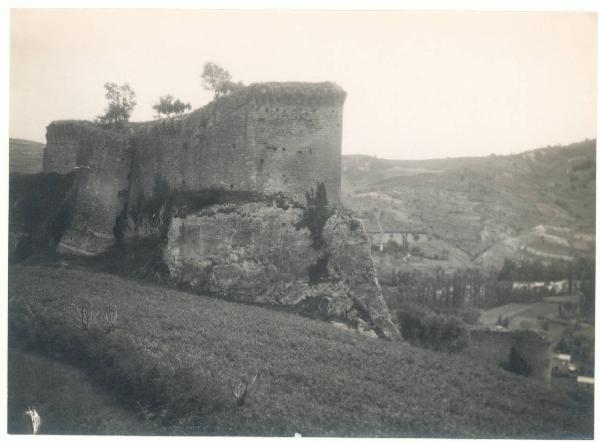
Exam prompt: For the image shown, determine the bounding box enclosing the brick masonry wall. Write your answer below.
[128,94,256,201]
[248,101,343,203]
[127,82,345,204]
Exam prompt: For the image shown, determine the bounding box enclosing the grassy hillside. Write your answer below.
[8,349,151,434]
[8,263,592,437]
[342,139,595,271]
[9,138,45,174]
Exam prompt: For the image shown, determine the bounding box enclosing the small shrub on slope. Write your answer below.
[396,302,469,353]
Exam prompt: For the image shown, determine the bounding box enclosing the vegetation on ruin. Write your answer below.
[296,183,333,284]
[97,82,137,125]
[8,264,593,437]
[152,95,192,118]
[201,62,245,99]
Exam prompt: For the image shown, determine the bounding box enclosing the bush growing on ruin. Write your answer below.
[152,95,192,118]
[97,82,137,125]
[298,182,331,249]
[201,62,245,98]
[296,183,332,284]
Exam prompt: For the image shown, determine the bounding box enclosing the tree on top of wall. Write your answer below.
[200,62,245,99]
[97,82,137,125]
[152,95,192,118]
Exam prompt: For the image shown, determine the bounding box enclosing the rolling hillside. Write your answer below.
[8,263,592,437]
[9,138,45,174]
[342,139,595,272]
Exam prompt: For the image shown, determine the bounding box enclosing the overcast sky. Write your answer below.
[9,9,597,160]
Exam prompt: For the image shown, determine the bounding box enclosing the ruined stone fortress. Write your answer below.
[39,80,403,339]
[43,82,347,255]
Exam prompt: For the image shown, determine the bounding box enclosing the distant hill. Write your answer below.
[342,139,595,274]
[9,138,45,174]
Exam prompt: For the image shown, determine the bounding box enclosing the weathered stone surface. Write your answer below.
[9,173,78,262]
[36,82,400,339]
[55,128,131,256]
[44,82,346,256]
[164,202,400,339]
[323,216,401,340]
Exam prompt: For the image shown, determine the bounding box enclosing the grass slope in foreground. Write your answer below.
[8,348,151,434]
[8,264,593,437]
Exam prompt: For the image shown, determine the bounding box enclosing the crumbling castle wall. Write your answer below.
[126,83,344,207]
[44,82,346,254]
[48,124,132,255]
[25,82,403,339]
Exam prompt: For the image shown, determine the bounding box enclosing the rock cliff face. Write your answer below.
[163,202,400,339]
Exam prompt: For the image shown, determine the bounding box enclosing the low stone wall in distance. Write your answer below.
[465,327,552,383]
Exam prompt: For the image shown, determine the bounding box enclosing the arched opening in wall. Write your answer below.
[232,143,236,149]
[230,184,235,190]
[258,159,264,173]
[309,148,312,155]
[283,174,288,184]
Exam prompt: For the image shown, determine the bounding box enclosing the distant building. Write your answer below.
[576,376,594,390]
[551,353,576,376]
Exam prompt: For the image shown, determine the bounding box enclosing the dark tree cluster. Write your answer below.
[152,95,192,118]
[497,258,578,283]
[387,267,496,311]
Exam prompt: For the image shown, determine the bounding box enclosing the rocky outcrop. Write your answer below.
[164,202,400,339]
